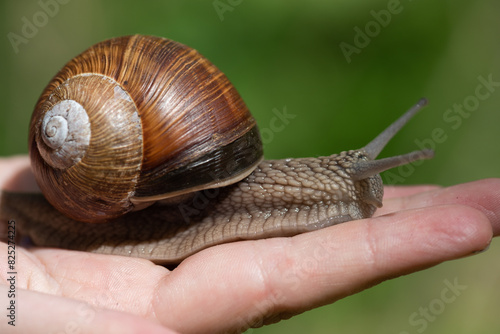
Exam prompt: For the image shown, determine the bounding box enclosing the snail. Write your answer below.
[1,35,433,264]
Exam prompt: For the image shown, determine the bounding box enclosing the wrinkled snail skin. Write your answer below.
[1,35,434,264]
[3,99,432,264]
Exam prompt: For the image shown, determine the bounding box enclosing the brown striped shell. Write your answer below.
[29,35,263,223]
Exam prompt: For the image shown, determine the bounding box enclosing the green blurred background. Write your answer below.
[1,0,499,333]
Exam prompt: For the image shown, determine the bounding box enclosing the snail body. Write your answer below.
[3,35,433,264]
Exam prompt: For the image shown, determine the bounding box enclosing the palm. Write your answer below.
[1,157,499,334]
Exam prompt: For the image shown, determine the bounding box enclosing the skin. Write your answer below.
[0,156,499,334]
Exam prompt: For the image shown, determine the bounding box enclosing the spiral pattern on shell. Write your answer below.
[39,99,90,168]
[29,35,263,223]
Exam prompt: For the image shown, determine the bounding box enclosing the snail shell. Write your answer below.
[29,35,262,223]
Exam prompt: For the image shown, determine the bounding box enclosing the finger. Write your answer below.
[380,178,500,236]
[153,204,492,333]
[383,184,440,199]
[0,156,39,192]
[0,156,38,242]
[0,285,177,334]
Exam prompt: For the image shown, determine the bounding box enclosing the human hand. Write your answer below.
[0,156,498,334]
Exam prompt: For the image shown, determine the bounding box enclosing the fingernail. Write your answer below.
[472,240,491,254]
